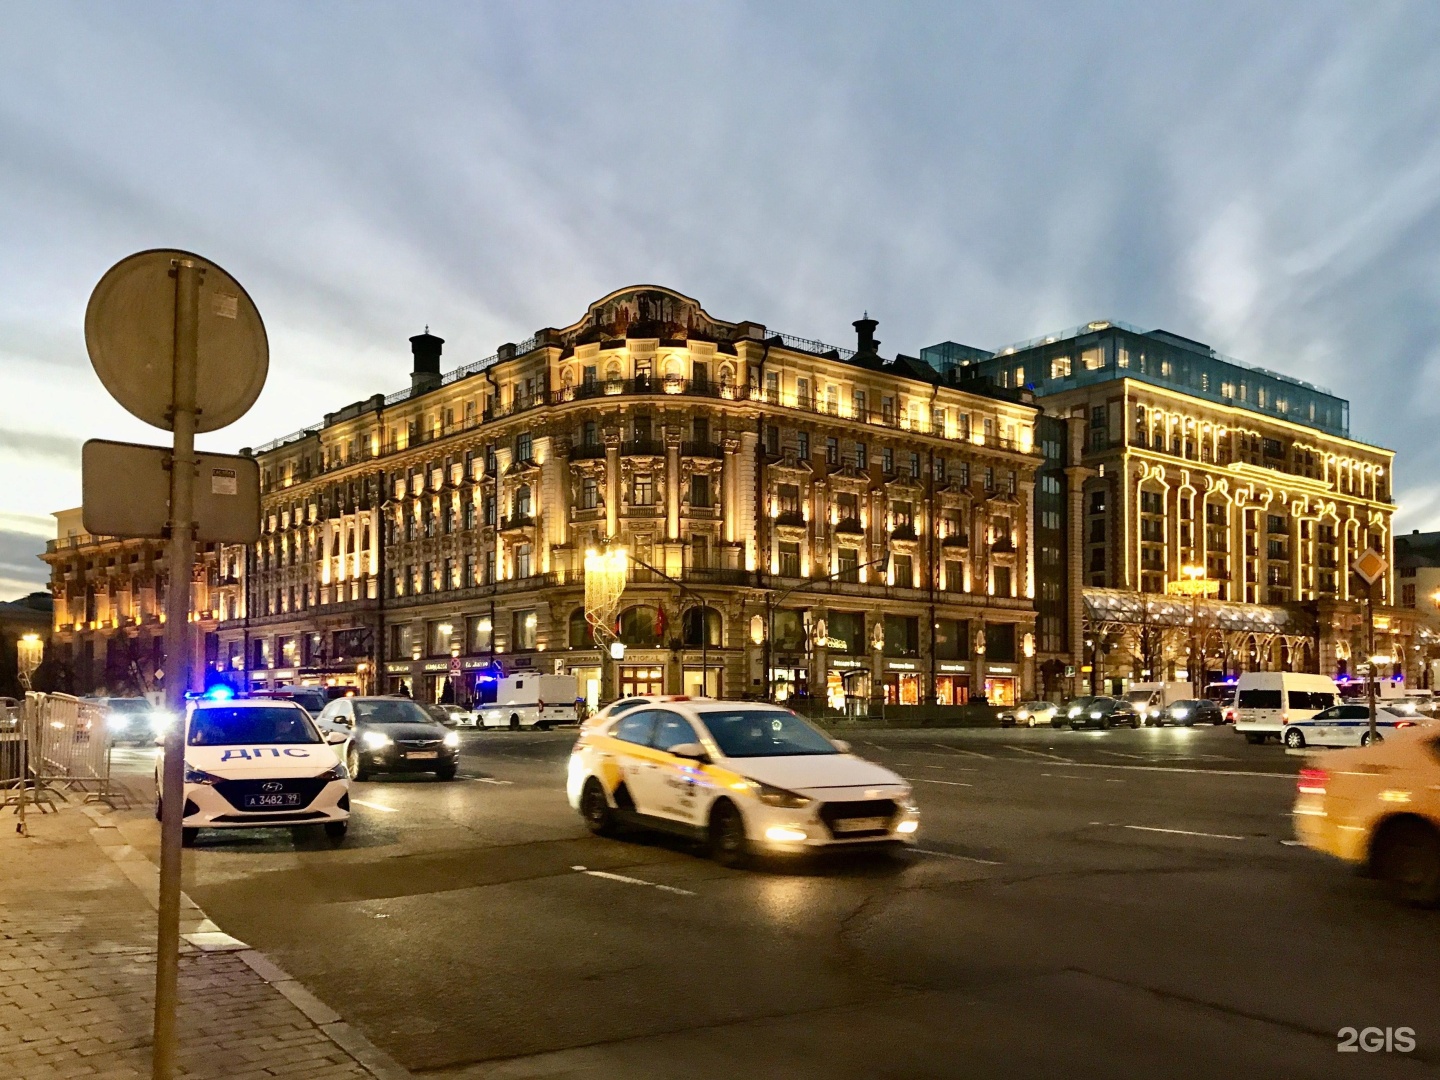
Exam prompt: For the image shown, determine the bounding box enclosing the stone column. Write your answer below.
[665,432,682,541]
[604,431,621,542]
[722,437,740,544]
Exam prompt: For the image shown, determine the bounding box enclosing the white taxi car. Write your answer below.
[567,700,918,864]
[156,697,351,847]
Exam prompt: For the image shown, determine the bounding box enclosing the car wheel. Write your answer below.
[324,820,348,843]
[154,792,162,822]
[1372,818,1440,907]
[347,746,369,782]
[1284,728,1306,749]
[435,763,457,781]
[509,714,521,731]
[1027,717,1036,727]
[181,827,199,847]
[1130,717,1140,729]
[1361,731,1383,747]
[535,721,550,732]
[580,777,617,837]
[1243,733,1266,745]
[1070,723,1081,730]
[1099,717,1110,730]
[709,800,749,868]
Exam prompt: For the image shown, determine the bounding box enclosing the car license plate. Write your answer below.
[406,750,439,760]
[242,793,302,809]
[835,816,888,833]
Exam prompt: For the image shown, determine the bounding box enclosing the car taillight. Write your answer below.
[1297,768,1328,796]
[1394,721,1415,729]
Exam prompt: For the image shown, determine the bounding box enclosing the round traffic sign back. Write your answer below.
[84,249,268,433]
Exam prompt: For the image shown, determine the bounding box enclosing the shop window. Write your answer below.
[984,623,1016,661]
[934,619,969,660]
[568,609,592,649]
[617,605,662,646]
[827,611,865,655]
[772,609,807,653]
[883,615,919,657]
[467,615,492,653]
[513,609,538,651]
[681,606,721,647]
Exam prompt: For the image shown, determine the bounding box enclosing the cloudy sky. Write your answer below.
[3,2,1439,598]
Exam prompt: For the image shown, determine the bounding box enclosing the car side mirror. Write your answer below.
[153,734,166,747]
[832,739,852,753]
[324,730,348,745]
[668,742,709,763]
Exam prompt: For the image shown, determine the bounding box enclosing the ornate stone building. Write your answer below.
[216,286,1052,710]
[39,508,223,696]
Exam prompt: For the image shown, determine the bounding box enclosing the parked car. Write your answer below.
[1156,698,1226,727]
[432,703,477,727]
[480,674,580,730]
[1126,681,1190,724]
[316,696,460,780]
[1293,726,1440,905]
[1067,696,1140,730]
[99,697,170,744]
[1233,672,1340,744]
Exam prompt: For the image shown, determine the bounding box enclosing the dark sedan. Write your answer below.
[1066,696,1140,730]
[1160,698,1226,726]
[316,696,459,780]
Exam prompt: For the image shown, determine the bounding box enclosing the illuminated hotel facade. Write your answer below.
[213,286,1058,710]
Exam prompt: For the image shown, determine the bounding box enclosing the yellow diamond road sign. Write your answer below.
[1353,548,1387,585]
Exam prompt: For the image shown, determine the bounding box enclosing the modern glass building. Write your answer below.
[922,320,1349,439]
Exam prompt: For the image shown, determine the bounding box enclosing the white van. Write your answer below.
[481,674,580,730]
[1232,672,1340,744]
[1125,681,1190,725]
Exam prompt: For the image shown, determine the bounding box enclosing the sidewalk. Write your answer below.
[1,791,407,1079]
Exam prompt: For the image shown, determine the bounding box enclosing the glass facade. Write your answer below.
[923,321,1349,438]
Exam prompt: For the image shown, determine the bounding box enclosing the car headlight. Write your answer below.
[1174,709,1189,718]
[319,760,348,781]
[1068,707,1081,717]
[183,763,223,785]
[1016,710,1028,720]
[150,711,174,732]
[361,731,392,750]
[751,781,812,808]
[443,731,460,748]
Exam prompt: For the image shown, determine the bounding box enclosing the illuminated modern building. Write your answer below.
[929,319,1406,688]
[216,286,1054,709]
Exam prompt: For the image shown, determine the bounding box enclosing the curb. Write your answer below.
[78,802,413,1079]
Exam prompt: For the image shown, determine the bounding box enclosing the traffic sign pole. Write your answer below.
[153,257,201,1080]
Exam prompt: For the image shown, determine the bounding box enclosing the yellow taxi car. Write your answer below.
[1292,726,1440,905]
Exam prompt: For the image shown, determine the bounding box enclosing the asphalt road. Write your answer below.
[114,725,1440,1080]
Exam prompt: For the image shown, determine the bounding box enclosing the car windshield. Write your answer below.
[188,707,320,746]
[107,699,151,714]
[353,699,434,725]
[699,709,839,758]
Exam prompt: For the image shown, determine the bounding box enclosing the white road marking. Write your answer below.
[1096,750,1150,760]
[1046,761,1289,779]
[1041,773,1123,782]
[1005,745,1073,762]
[915,847,1002,866]
[1118,825,1246,841]
[465,776,514,785]
[1280,839,1305,846]
[932,743,993,759]
[351,799,399,813]
[908,778,973,787]
[570,865,695,896]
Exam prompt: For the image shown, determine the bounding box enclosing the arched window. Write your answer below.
[681,606,722,647]
[616,605,662,646]
[605,359,623,382]
[568,608,593,649]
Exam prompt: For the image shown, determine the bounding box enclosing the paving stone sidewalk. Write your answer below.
[1,796,399,1079]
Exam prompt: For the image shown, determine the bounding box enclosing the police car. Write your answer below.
[155,695,351,846]
[567,700,918,864]
[1279,703,1430,749]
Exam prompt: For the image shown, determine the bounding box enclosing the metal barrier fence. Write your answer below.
[3,693,127,832]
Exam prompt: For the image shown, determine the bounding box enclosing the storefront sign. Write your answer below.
[830,658,865,670]
[886,661,918,671]
[817,636,848,651]
[988,665,1015,675]
[384,662,410,674]
[938,662,970,673]
[514,656,534,669]
[272,669,296,680]
[422,661,449,673]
